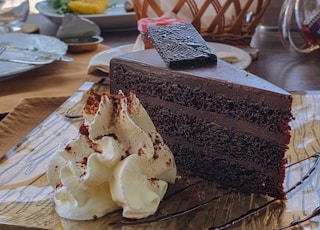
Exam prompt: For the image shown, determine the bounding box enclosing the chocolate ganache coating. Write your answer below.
[109,48,293,199]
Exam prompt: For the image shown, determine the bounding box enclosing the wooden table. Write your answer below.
[248,28,320,92]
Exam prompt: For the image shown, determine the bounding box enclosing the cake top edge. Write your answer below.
[110,49,291,97]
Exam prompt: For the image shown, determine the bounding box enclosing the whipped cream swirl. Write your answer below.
[47,90,176,220]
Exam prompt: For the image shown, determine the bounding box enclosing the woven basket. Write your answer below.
[131,0,271,45]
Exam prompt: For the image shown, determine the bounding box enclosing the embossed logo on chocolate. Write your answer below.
[146,23,217,69]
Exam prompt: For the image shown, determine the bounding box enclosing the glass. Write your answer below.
[279,0,320,53]
[0,0,29,33]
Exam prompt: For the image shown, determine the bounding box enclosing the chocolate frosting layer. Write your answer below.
[139,95,291,145]
[110,49,291,97]
[110,51,293,134]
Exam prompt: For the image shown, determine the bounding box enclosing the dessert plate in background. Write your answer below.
[88,42,252,74]
[88,43,134,74]
[35,0,136,31]
[0,34,67,81]
[211,42,252,69]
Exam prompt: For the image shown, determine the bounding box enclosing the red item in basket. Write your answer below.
[137,18,184,49]
[235,45,259,60]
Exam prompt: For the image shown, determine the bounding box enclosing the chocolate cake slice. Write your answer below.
[109,49,293,199]
[146,23,217,68]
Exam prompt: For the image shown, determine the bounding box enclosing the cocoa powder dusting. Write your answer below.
[83,90,101,116]
[79,124,89,136]
[138,148,144,156]
[122,150,130,160]
[81,157,88,165]
[154,135,162,145]
[108,133,118,140]
[87,139,101,153]
[65,144,72,152]
[55,183,62,189]
[93,135,104,141]
[80,171,87,178]
[127,91,135,114]
[153,152,159,160]
[154,145,161,151]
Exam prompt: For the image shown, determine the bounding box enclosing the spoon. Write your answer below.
[0,44,73,62]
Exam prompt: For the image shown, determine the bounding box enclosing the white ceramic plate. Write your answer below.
[35,1,136,30]
[0,34,67,81]
[209,42,252,69]
[88,42,252,73]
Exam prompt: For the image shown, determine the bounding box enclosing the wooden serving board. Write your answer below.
[0,83,319,229]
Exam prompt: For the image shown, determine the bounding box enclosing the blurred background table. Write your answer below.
[2,0,320,116]
[25,9,320,93]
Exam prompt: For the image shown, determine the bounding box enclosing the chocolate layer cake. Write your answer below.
[109,49,293,199]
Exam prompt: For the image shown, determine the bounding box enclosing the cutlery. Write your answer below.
[0,46,6,55]
[0,46,54,65]
[0,57,56,65]
[0,44,73,62]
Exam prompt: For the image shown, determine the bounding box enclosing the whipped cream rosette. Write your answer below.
[47,90,176,220]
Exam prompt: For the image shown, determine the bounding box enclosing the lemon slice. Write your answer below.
[67,0,107,14]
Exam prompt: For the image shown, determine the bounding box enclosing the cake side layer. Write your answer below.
[142,95,291,145]
[110,57,293,135]
[111,85,290,146]
[106,89,287,198]
[139,100,288,172]
[108,86,288,172]
[110,49,291,96]
[169,139,286,199]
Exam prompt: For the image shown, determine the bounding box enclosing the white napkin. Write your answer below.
[56,13,101,39]
[87,35,144,74]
